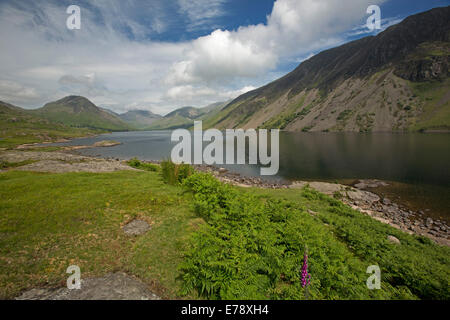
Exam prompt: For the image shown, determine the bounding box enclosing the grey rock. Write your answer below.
[387,235,401,244]
[354,183,367,189]
[122,219,150,236]
[218,167,227,174]
[15,272,160,300]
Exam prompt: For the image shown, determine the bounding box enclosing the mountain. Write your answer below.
[147,101,228,130]
[0,100,100,148]
[164,106,202,119]
[118,110,162,129]
[33,96,130,131]
[207,7,450,132]
[99,107,120,117]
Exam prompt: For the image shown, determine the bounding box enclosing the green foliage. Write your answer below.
[161,159,194,185]
[126,158,159,172]
[179,173,449,300]
[316,195,450,300]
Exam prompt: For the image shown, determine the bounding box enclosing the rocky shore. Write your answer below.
[5,144,449,246]
[191,164,450,246]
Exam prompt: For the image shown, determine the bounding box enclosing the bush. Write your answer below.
[126,158,159,172]
[161,159,193,185]
[179,173,450,300]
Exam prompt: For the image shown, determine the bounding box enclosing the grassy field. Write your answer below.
[0,167,449,300]
[0,170,199,299]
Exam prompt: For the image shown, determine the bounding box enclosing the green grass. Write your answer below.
[0,170,198,299]
[0,169,449,300]
[409,79,450,131]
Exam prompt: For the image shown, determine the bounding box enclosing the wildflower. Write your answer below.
[301,251,311,288]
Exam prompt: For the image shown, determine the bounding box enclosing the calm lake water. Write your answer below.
[51,131,450,219]
[54,131,450,187]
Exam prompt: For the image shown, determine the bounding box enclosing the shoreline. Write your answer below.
[8,140,450,246]
[190,163,450,246]
[131,159,450,246]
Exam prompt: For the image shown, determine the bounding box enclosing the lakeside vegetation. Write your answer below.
[0,162,448,300]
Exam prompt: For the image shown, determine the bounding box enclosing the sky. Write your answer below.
[0,0,448,115]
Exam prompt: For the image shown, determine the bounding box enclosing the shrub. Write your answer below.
[161,159,193,185]
[179,173,450,300]
[126,157,159,172]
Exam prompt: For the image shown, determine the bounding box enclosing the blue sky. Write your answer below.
[0,0,448,114]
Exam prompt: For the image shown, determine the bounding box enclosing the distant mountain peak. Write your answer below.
[36,95,130,131]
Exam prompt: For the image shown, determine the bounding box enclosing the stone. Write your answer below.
[122,219,150,236]
[354,182,367,189]
[218,167,227,174]
[92,140,121,147]
[387,235,401,244]
[15,272,160,300]
[382,198,391,205]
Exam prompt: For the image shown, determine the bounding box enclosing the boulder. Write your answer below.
[122,219,150,236]
[387,235,401,244]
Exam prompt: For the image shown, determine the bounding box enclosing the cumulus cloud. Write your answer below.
[0,0,390,114]
[167,0,386,87]
[166,29,278,85]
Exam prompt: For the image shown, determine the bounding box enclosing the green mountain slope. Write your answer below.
[207,7,450,132]
[33,96,131,131]
[0,101,100,148]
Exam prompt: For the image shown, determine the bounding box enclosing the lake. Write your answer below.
[52,131,450,219]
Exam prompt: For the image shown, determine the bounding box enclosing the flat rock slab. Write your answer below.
[16,159,133,173]
[15,272,160,300]
[290,181,380,203]
[0,151,90,162]
[0,151,135,173]
[122,219,150,236]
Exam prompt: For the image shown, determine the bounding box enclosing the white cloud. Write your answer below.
[178,0,227,31]
[167,0,386,86]
[0,0,390,115]
[166,29,278,85]
[0,80,41,104]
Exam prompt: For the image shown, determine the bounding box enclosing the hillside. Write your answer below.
[0,101,100,148]
[147,101,227,130]
[33,96,131,131]
[119,110,162,129]
[207,7,450,132]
